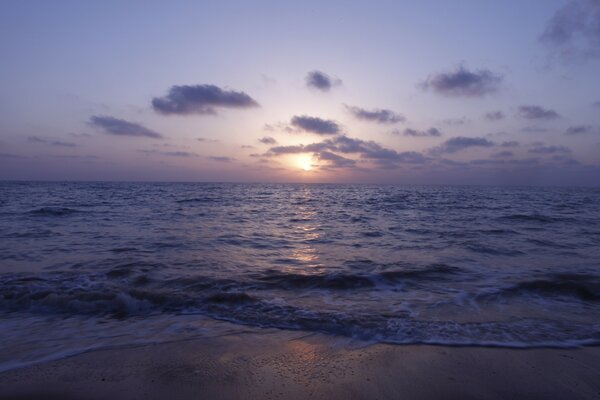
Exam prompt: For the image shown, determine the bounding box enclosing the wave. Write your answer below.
[499,274,600,302]
[26,207,82,216]
[497,214,574,223]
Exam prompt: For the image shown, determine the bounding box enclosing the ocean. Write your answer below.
[1,182,599,371]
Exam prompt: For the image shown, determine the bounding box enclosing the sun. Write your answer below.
[297,154,313,171]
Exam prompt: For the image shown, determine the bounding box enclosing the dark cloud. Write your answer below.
[565,125,594,135]
[208,156,235,162]
[528,144,571,154]
[265,135,427,168]
[521,126,549,133]
[139,150,198,157]
[28,136,77,147]
[152,84,259,115]
[441,117,468,126]
[501,141,520,148]
[485,111,505,121]
[431,137,495,154]
[540,0,600,61]
[305,71,340,92]
[518,105,560,120]
[421,65,502,97]
[593,101,600,108]
[344,105,405,124]
[317,151,356,168]
[258,136,277,145]
[90,116,162,138]
[0,152,26,159]
[491,150,514,158]
[290,115,340,135]
[402,127,442,137]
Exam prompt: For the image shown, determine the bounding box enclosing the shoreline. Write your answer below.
[2,327,600,400]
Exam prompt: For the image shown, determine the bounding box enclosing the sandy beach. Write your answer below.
[2,328,600,400]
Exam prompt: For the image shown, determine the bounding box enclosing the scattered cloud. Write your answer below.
[431,136,495,154]
[89,116,162,138]
[290,115,341,135]
[258,136,277,145]
[540,0,600,62]
[317,151,356,168]
[518,105,560,120]
[241,145,255,149]
[139,150,198,157]
[528,144,571,154]
[421,65,502,97]
[27,136,77,147]
[501,141,520,148]
[484,111,505,121]
[491,150,514,158]
[401,127,442,137]
[521,126,549,133]
[208,156,235,162]
[305,70,341,92]
[152,84,259,115]
[441,117,469,126]
[344,105,405,124]
[565,125,594,135]
[197,137,219,143]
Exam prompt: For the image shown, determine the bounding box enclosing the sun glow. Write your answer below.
[297,154,313,171]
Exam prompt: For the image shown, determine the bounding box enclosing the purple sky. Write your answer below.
[1,0,600,185]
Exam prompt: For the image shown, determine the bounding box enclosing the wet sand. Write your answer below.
[1,329,600,400]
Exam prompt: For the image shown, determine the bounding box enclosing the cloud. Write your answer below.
[528,144,571,154]
[258,136,277,145]
[152,84,259,115]
[501,140,520,148]
[401,127,442,137]
[290,115,341,135]
[540,0,600,62]
[431,136,495,154]
[421,65,502,97]
[317,151,356,168]
[265,135,428,168]
[441,117,468,126]
[241,145,255,149]
[89,116,162,138]
[593,101,600,108]
[27,136,77,147]
[565,125,594,135]
[305,71,341,92]
[520,126,549,133]
[518,105,560,120]
[491,150,514,158]
[208,156,235,162]
[139,150,198,157]
[485,111,505,121]
[344,105,405,124]
[197,137,219,143]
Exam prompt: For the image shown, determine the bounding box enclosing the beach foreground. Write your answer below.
[1,329,599,400]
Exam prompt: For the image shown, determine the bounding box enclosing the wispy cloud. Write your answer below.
[518,105,560,120]
[565,125,594,135]
[421,65,502,97]
[258,136,277,145]
[528,144,571,154]
[290,115,341,135]
[28,136,77,147]
[305,70,341,92]
[89,116,162,138]
[208,156,235,162]
[344,105,405,124]
[401,128,442,137]
[484,111,505,121]
[152,84,259,115]
[139,150,198,157]
[540,0,600,62]
[431,137,494,154]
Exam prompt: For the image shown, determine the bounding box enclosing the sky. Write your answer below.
[1,0,600,185]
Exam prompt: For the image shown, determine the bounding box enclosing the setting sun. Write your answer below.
[297,154,313,171]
